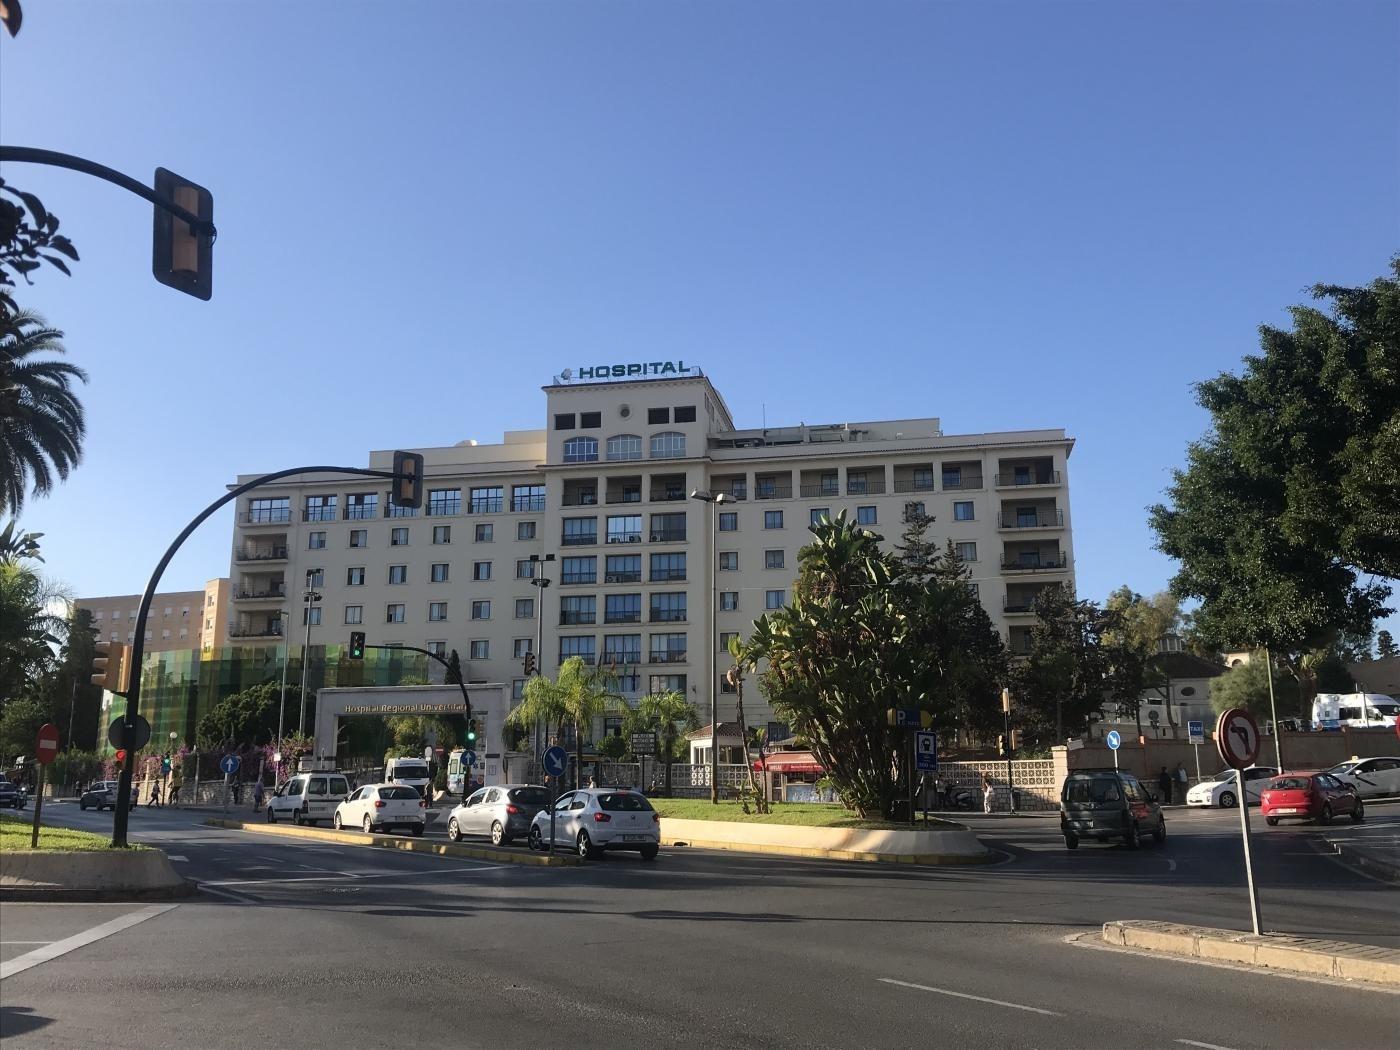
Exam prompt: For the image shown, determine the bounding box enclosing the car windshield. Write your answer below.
[395,765,429,778]
[598,792,653,811]
[1269,776,1312,790]
[509,788,550,806]
[379,786,420,800]
[1064,775,1120,804]
[1325,761,1359,776]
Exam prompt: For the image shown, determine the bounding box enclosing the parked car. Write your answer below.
[1185,766,1278,809]
[78,780,135,811]
[447,784,550,846]
[1060,769,1166,850]
[0,779,25,809]
[527,788,660,860]
[1325,756,1400,800]
[333,783,426,835]
[266,772,351,825]
[1261,772,1364,826]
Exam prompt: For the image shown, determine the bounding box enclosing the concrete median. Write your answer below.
[659,817,994,864]
[1,848,195,901]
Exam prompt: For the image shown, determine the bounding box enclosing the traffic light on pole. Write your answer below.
[523,652,535,676]
[115,749,127,763]
[390,450,424,509]
[348,631,366,660]
[91,642,131,694]
[152,167,214,300]
[997,735,1007,758]
[466,720,478,745]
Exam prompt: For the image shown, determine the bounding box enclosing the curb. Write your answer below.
[1333,842,1400,884]
[1,848,196,902]
[1102,920,1400,986]
[1,882,197,902]
[202,819,582,866]
[660,835,996,865]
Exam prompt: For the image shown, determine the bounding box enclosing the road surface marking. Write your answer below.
[167,855,189,862]
[198,884,259,903]
[0,904,177,981]
[1176,1040,1242,1050]
[0,941,50,945]
[1166,858,1178,872]
[203,864,504,887]
[877,978,1063,1016]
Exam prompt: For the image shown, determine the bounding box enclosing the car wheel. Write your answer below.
[1265,816,1279,826]
[490,821,505,846]
[528,826,543,851]
[1064,832,1079,850]
[293,810,304,826]
[266,807,277,824]
[1218,791,1237,809]
[448,817,462,842]
[1124,823,1140,850]
[79,799,87,811]
[1153,822,1166,845]
[576,830,594,860]
[411,825,424,837]
[1319,804,1333,826]
[641,845,659,862]
[363,815,375,834]
[1351,801,1364,824]
[333,813,343,830]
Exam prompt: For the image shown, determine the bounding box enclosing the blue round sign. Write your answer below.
[542,746,568,779]
[463,749,478,768]
[1105,730,1122,751]
[219,754,241,775]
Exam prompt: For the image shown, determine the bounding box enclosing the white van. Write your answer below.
[384,757,433,799]
[266,772,351,825]
[1311,693,1399,729]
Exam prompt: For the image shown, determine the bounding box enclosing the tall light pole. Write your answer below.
[297,571,322,740]
[691,489,729,804]
[529,554,555,758]
[275,604,291,784]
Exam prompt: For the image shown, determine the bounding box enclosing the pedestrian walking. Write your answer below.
[146,778,163,808]
[934,775,947,810]
[1158,766,1173,805]
[981,773,995,814]
[168,771,182,808]
[252,778,265,813]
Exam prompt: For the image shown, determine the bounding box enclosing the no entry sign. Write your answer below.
[35,723,60,765]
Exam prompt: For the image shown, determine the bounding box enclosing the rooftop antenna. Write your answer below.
[762,403,767,431]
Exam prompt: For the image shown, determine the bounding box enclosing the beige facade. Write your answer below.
[226,370,1075,726]
[77,577,230,653]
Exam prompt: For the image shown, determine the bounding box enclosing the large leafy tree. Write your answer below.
[1208,657,1300,722]
[1379,630,1398,659]
[1011,586,1114,746]
[1101,587,1178,734]
[1,309,88,515]
[0,556,67,706]
[195,681,302,750]
[1149,262,1399,654]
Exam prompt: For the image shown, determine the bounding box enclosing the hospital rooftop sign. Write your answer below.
[556,361,701,383]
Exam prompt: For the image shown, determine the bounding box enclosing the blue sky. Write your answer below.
[3,1,1396,637]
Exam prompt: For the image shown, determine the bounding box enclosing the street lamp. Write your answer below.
[275,604,291,785]
[529,554,555,759]
[691,489,730,804]
[297,571,322,740]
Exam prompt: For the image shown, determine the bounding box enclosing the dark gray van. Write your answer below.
[1060,769,1166,850]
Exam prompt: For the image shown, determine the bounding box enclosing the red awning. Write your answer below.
[753,751,824,774]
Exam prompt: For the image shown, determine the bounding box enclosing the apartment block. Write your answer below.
[78,577,231,654]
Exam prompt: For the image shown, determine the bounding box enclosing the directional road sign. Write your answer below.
[462,749,478,768]
[542,746,568,779]
[35,723,60,765]
[914,730,938,772]
[629,732,656,756]
[1105,730,1122,751]
[1215,708,1261,770]
[219,754,241,776]
[1187,720,1205,745]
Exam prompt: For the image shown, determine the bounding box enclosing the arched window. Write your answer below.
[606,434,642,462]
[563,436,598,463]
[650,431,686,459]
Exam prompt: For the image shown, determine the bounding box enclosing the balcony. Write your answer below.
[650,530,686,543]
[998,510,1065,530]
[559,612,597,626]
[239,510,290,525]
[229,624,284,638]
[1001,553,1069,572]
[845,478,886,496]
[893,478,936,493]
[648,651,688,664]
[511,495,547,512]
[604,612,641,624]
[562,492,599,508]
[343,504,378,520]
[560,573,597,585]
[995,471,1062,489]
[558,653,597,665]
[649,489,687,502]
[941,475,984,491]
[233,546,288,563]
[604,653,642,666]
[649,610,688,623]
[303,506,337,522]
[562,534,599,546]
[425,501,462,517]
[650,570,687,583]
[233,587,286,602]
[468,499,504,514]
[1003,596,1039,614]
[799,483,841,498]
[605,490,643,505]
[754,485,793,500]
[603,571,642,584]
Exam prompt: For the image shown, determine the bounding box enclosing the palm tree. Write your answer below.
[0,559,68,702]
[624,689,699,796]
[506,672,569,760]
[725,637,768,812]
[0,519,43,563]
[1,309,87,515]
[555,657,624,789]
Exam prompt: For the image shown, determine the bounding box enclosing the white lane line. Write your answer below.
[0,904,177,981]
[167,855,189,862]
[877,977,1063,1016]
[203,864,504,887]
[198,885,259,904]
[1166,858,1178,872]
[1176,1040,1242,1050]
[0,941,50,945]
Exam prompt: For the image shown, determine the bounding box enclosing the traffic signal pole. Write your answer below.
[108,463,406,847]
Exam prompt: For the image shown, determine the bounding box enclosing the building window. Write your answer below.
[606,515,642,544]
[386,499,417,518]
[308,531,326,550]
[765,590,786,610]
[719,591,738,611]
[563,517,598,546]
[559,636,596,664]
[605,554,641,583]
[674,405,696,423]
[347,567,365,586]
[248,497,289,523]
[764,549,785,569]
[954,501,975,521]
[516,559,535,579]
[955,542,977,562]
[433,525,451,544]
[471,600,491,620]
[650,592,687,623]
[764,510,783,530]
[603,634,642,664]
[647,407,670,425]
[650,552,686,581]
[426,641,447,658]
[431,563,450,583]
[307,568,324,588]
[562,556,598,584]
[554,413,576,430]
[942,466,962,488]
[391,527,409,546]
[473,561,491,581]
[469,639,489,660]
[388,564,407,584]
[346,493,378,519]
[512,485,546,512]
[810,508,830,527]
[914,468,935,490]
[513,638,533,659]
[349,529,367,548]
[847,471,869,495]
[429,602,448,622]
[304,495,337,522]
[563,436,599,463]
[512,679,526,700]
[648,673,687,694]
[161,629,171,639]
[649,431,686,459]
[857,506,877,525]
[967,582,979,597]
[425,489,460,516]
[904,501,925,522]
[718,512,738,532]
[719,631,739,652]
[605,593,642,624]
[515,598,534,619]
[560,595,597,625]
[718,551,738,571]
[386,604,405,624]
[649,632,687,663]
[606,434,642,461]
[469,486,504,514]
[580,411,602,429]
[345,605,363,625]
[650,512,686,542]
[517,520,537,541]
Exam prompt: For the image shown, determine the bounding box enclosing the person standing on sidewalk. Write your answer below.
[981,773,995,814]
[1158,766,1173,805]
[1175,762,1189,797]
[252,777,265,813]
[168,770,182,808]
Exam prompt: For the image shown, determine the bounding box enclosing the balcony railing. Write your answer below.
[648,651,688,664]
[998,511,1064,529]
[233,546,288,562]
[754,484,792,500]
[604,652,642,666]
[240,509,290,525]
[650,570,687,582]
[893,478,936,493]
[233,588,286,602]
[941,475,984,490]
[303,506,337,522]
[604,612,642,624]
[650,530,686,542]
[560,573,597,585]
[1003,597,1038,613]
[229,624,284,638]
[344,504,377,520]
[385,504,418,517]
[799,483,841,498]
[559,612,597,626]
[562,534,598,546]
[558,653,596,665]
[716,487,747,501]
[605,491,643,504]
[995,471,1061,488]
[468,499,504,514]
[649,610,688,623]
[426,501,462,516]
[650,490,687,502]
[603,571,642,584]
[846,478,886,495]
[511,495,547,512]
[605,532,642,545]
[1001,553,1069,571]
[562,493,599,507]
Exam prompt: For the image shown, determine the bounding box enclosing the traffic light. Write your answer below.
[152,167,214,300]
[466,719,478,745]
[348,631,366,660]
[997,734,1007,758]
[391,450,424,509]
[161,755,171,774]
[91,642,131,694]
[523,651,536,676]
[1009,729,1020,753]
[115,749,127,763]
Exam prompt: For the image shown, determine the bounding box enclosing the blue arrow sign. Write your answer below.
[1105,730,1122,751]
[542,746,568,779]
[219,754,241,775]
[463,749,477,768]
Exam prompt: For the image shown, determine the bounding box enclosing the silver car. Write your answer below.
[527,788,661,861]
[447,784,551,846]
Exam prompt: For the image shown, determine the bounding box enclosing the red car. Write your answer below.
[1260,772,1364,826]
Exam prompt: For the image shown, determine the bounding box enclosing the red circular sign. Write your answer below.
[35,723,60,765]
[1215,708,1261,770]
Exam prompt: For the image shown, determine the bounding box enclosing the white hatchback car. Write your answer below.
[1186,766,1278,808]
[333,783,426,836]
[1326,757,1400,799]
[528,788,660,861]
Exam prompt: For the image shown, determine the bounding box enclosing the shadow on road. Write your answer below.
[0,1005,55,1038]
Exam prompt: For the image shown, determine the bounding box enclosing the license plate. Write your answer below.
[1273,808,1299,815]
[622,835,650,843]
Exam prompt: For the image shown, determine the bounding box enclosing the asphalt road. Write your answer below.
[2,801,1396,1049]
